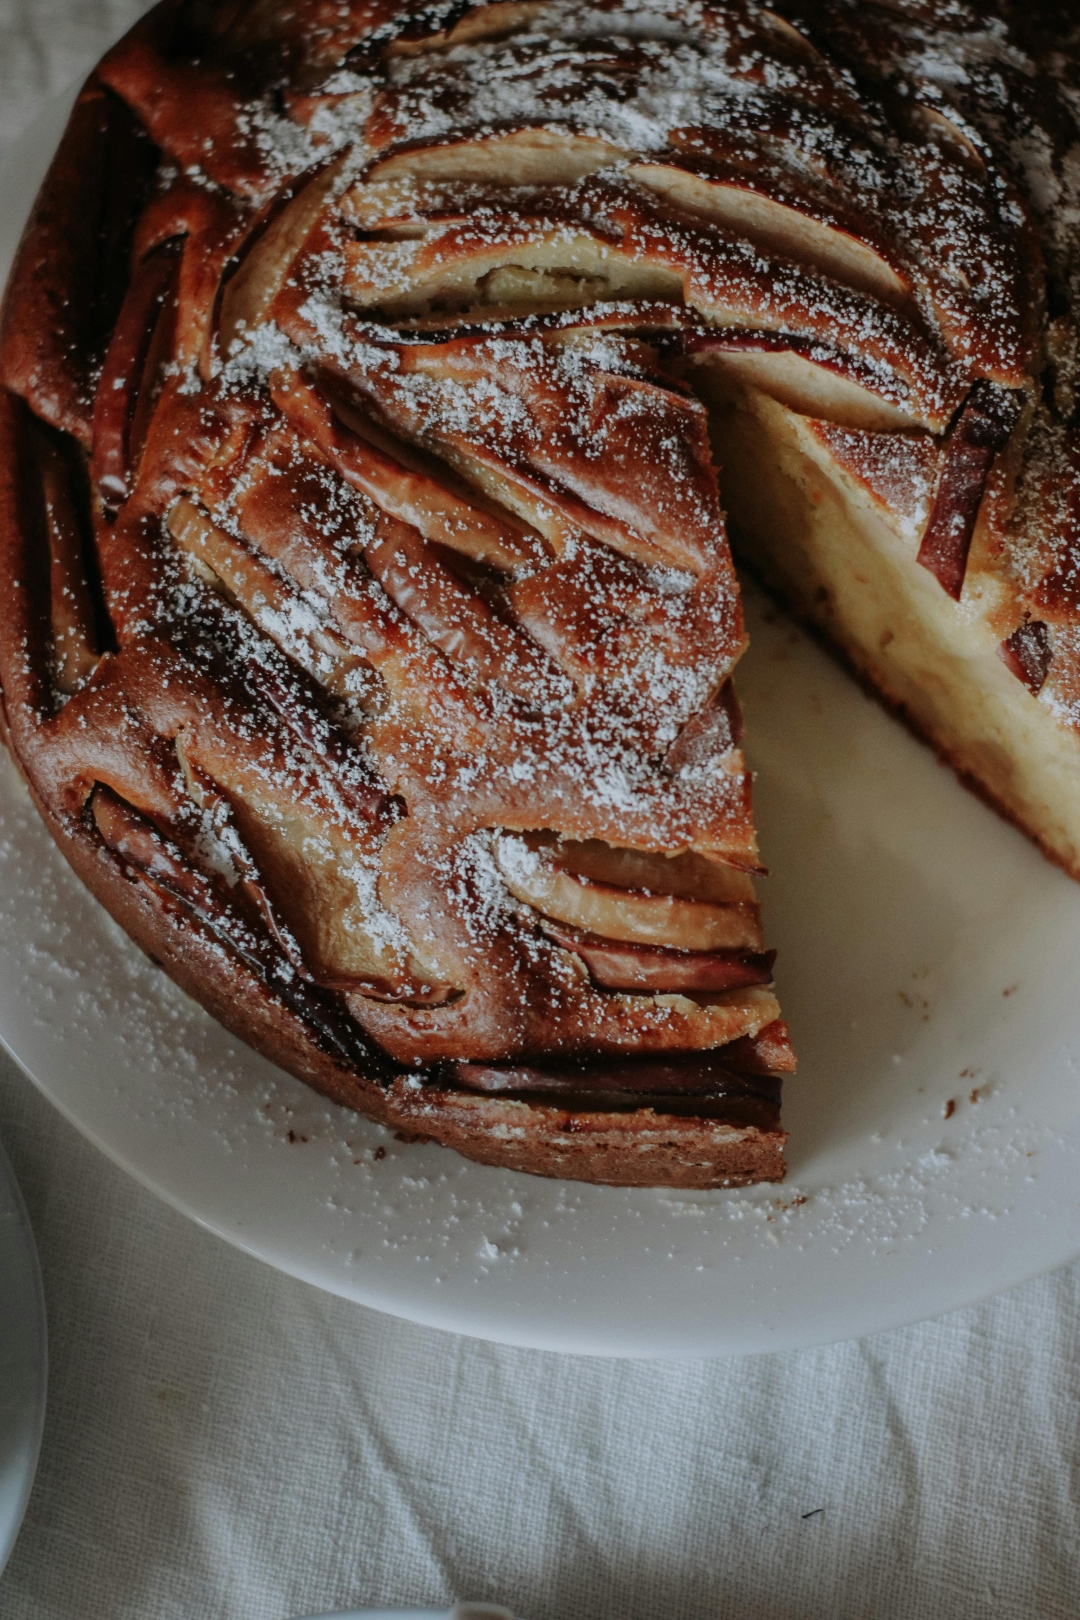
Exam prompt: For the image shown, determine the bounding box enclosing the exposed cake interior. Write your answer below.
[703,381,1080,878]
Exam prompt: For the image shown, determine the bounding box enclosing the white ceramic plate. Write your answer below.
[0,1135,47,1575]
[294,1610,515,1619]
[294,1610,513,1619]
[3,92,1080,1358]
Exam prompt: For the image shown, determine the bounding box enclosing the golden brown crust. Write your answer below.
[383,1085,786,1187]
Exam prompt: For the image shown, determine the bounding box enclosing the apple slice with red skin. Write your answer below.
[89,784,381,1072]
[451,1049,781,1097]
[388,299,693,341]
[357,129,628,196]
[92,237,183,510]
[722,1019,796,1075]
[541,917,775,993]
[0,81,157,446]
[917,380,1023,600]
[998,619,1052,696]
[269,370,539,572]
[493,834,763,951]
[682,327,925,432]
[169,495,380,708]
[450,1018,797,1102]
[364,513,567,701]
[338,329,723,575]
[216,158,344,357]
[29,418,102,694]
[628,160,910,306]
[541,833,757,903]
[665,680,743,775]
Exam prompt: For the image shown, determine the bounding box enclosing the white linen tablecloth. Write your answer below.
[2,12,1080,1617]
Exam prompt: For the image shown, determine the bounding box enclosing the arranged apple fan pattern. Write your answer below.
[0,0,1076,1185]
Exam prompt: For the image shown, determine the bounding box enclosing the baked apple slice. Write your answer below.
[492,832,763,952]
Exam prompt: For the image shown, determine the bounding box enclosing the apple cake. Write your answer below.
[0,0,1075,1188]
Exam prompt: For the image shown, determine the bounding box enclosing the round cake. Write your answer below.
[0,0,1076,1187]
